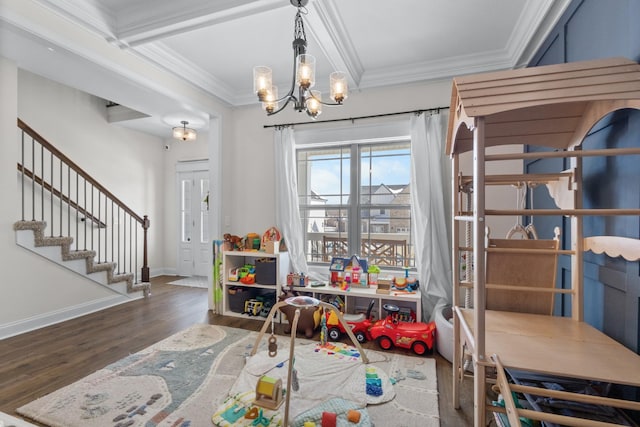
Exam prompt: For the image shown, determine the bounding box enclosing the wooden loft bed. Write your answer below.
[446,57,640,427]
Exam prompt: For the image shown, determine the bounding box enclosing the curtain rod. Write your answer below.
[263,106,449,129]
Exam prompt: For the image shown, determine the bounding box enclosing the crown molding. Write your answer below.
[512,0,572,67]
[114,0,285,47]
[133,43,235,106]
[307,0,363,87]
[360,50,514,89]
[34,0,116,39]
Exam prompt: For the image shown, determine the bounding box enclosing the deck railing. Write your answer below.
[306,232,413,267]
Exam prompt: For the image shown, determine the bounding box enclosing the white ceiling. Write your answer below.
[0,0,571,137]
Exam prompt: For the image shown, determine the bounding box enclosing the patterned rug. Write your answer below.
[17,324,439,427]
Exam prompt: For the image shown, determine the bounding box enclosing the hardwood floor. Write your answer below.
[0,276,475,426]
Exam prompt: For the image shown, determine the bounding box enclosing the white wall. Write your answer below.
[222,80,453,236]
[0,64,169,337]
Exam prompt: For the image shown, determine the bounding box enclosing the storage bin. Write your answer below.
[227,287,256,313]
[255,258,277,285]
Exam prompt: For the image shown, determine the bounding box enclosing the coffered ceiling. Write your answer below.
[0,0,571,136]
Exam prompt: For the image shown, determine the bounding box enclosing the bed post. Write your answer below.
[451,149,461,409]
[472,117,486,427]
[570,146,584,321]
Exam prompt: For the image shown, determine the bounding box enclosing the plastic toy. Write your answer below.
[239,272,256,284]
[228,267,240,282]
[325,300,375,343]
[254,375,283,410]
[367,265,380,285]
[259,301,273,317]
[321,412,337,427]
[244,299,263,316]
[278,288,322,338]
[368,303,436,355]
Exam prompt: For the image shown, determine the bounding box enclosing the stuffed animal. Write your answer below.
[278,287,322,338]
[223,233,243,250]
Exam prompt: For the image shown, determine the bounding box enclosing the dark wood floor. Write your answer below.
[0,276,475,426]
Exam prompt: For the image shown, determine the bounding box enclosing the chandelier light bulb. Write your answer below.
[330,71,348,104]
[306,90,322,119]
[296,54,315,89]
[263,86,279,114]
[253,66,273,101]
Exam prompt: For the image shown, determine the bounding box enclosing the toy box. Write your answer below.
[375,276,393,294]
[255,258,277,285]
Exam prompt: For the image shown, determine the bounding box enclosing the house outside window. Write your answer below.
[297,139,413,270]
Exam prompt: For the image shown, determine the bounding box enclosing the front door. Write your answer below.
[177,166,210,277]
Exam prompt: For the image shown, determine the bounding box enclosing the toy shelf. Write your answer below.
[294,284,421,322]
[222,250,290,319]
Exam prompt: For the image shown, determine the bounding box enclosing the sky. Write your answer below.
[308,145,410,204]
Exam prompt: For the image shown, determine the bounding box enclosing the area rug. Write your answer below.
[167,275,209,289]
[17,324,439,427]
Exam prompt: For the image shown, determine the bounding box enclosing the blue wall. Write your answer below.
[528,0,640,355]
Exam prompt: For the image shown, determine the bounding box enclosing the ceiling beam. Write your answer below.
[306,0,363,89]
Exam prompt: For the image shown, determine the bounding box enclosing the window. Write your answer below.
[297,139,414,269]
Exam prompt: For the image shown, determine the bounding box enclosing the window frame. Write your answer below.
[297,136,413,271]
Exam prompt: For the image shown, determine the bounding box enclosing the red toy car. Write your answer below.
[369,303,436,355]
[326,300,375,343]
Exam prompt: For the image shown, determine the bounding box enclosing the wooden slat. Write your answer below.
[458,64,640,93]
[486,284,573,294]
[453,57,637,88]
[465,90,640,118]
[459,172,573,187]
[460,77,640,108]
[446,58,640,155]
[516,408,630,427]
[485,208,640,216]
[508,383,640,412]
[485,146,640,161]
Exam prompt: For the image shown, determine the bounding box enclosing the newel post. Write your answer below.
[142,215,150,282]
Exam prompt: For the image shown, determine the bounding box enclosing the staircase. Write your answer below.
[14,119,150,298]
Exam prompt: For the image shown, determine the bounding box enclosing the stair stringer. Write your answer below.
[13,220,150,297]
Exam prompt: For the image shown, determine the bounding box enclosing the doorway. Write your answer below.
[176,161,210,277]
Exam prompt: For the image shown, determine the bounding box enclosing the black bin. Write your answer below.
[227,287,256,313]
[255,258,277,285]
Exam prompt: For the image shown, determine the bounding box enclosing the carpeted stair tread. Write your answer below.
[87,261,117,273]
[14,220,150,295]
[63,250,96,261]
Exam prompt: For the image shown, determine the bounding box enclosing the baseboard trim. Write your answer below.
[0,294,136,340]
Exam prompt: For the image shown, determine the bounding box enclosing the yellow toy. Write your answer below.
[254,375,283,410]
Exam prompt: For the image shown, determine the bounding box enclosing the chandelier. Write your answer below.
[253,0,348,118]
[172,120,197,141]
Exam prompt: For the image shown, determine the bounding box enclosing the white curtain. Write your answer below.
[410,111,452,322]
[274,127,309,274]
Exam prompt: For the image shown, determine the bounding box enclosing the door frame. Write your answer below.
[175,159,209,277]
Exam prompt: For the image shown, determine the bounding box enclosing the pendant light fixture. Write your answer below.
[253,0,348,118]
[172,120,197,141]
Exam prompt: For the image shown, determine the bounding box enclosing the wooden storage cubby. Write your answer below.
[222,250,289,319]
